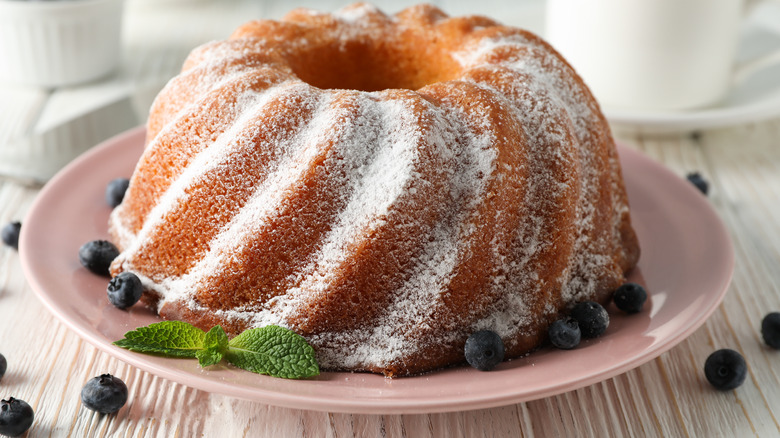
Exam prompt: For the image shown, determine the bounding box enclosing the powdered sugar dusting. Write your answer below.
[307,94,503,369]
[444,30,632,351]
[156,87,334,305]
[111,81,304,264]
[110,5,636,375]
[292,97,422,295]
[334,3,383,23]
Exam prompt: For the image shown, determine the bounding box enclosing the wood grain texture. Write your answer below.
[2,0,780,436]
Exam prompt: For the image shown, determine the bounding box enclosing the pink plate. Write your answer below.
[20,126,734,414]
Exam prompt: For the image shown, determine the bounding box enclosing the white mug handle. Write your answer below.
[735,0,780,85]
[745,0,780,8]
[734,50,780,85]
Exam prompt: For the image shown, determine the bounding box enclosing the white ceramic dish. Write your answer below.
[0,0,124,87]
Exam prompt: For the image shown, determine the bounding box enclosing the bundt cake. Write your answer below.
[108,3,640,376]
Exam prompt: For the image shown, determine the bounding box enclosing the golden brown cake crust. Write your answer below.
[109,3,640,376]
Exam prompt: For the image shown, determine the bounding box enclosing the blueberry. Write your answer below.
[548,317,581,349]
[0,398,34,437]
[704,349,747,390]
[78,240,119,276]
[464,330,505,371]
[0,354,6,381]
[81,374,128,414]
[1,222,21,250]
[761,312,780,349]
[686,172,709,195]
[613,282,648,314]
[571,301,609,338]
[105,178,130,208]
[107,272,143,309]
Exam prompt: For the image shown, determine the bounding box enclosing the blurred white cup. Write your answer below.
[0,0,124,88]
[545,0,780,111]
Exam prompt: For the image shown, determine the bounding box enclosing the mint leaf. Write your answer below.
[114,322,321,379]
[196,325,229,367]
[113,321,206,358]
[226,325,319,379]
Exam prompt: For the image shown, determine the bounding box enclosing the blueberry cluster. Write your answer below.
[464,282,649,371]
[79,238,143,311]
[77,177,143,311]
[8,169,779,401]
[546,282,648,353]
[0,179,132,436]
[547,301,608,350]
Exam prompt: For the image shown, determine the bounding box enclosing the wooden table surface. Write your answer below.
[2,0,780,436]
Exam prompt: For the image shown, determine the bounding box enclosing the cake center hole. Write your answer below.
[286,40,461,91]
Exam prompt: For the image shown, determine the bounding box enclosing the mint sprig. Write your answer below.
[195,325,229,367]
[227,326,319,379]
[113,321,320,379]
